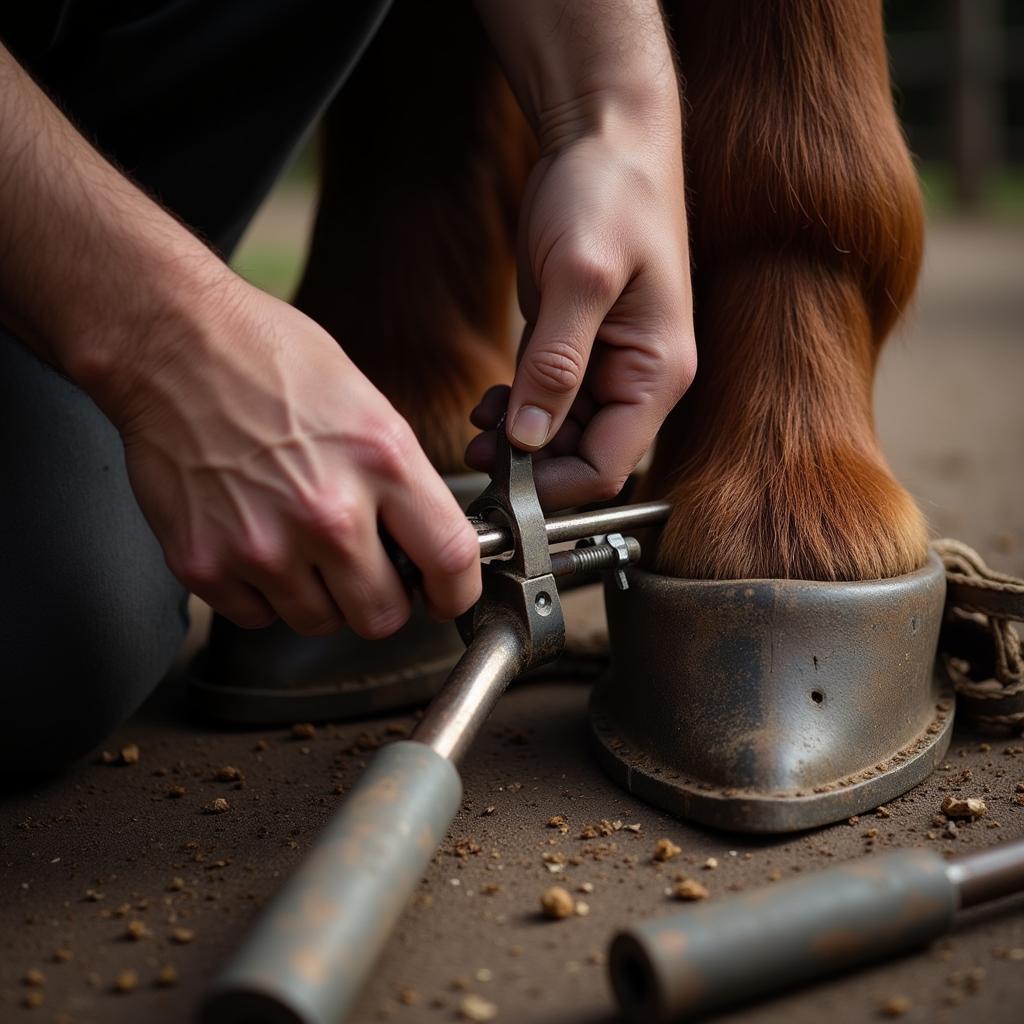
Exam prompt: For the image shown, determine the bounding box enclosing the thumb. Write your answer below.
[506,271,614,451]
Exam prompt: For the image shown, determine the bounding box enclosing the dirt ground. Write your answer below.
[1,216,1022,1024]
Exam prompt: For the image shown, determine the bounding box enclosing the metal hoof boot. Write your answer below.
[590,550,952,833]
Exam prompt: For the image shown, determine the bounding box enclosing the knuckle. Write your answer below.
[565,250,619,299]
[525,341,585,396]
[237,536,288,577]
[299,490,361,543]
[171,550,221,591]
[362,419,415,480]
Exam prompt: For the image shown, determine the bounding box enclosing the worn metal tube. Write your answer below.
[610,849,958,1023]
[947,836,1024,908]
[413,616,525,764]
[201,740,461,1024]
[476,500,670,557]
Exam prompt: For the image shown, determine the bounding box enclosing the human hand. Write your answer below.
[465,123,696,510]
[113,277,481,636]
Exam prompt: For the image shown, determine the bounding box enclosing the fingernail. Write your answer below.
[510,405,551,448]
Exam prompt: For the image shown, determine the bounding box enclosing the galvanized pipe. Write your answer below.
[476,500,670,557]
[610,839,1024,1023]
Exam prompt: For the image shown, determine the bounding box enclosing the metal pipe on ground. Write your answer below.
[199,617,524,1024]
[609,838,1024,1022]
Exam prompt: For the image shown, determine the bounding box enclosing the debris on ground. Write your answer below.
[540,886,575,920]
[878,993,912,1017]
[546,814,569,832]
[171,928,195,945]
[101,744,140,766]
[941,795,987,820]
[204,798,230,814]
[291,722,316,740]
[22,990,44,1008]
[673,878,710,902]
[652,838,681,862]
[703,857,719,870]
[579,819,641,839]
[125,920,150,941]
[166,785,187,799]
[575,901,590,916]
[114,970,138,994]
[23,968,45,987]
[216,765,243,782]
[156,964,178,987]
[458,993,498,1021]
[52,949,72,963]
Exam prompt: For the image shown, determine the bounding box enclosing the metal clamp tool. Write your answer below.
[201,430,659,1024]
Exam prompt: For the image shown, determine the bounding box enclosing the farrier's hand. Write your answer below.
[469,0,696,509]
[114,277,481,636]
[465,125,695,509]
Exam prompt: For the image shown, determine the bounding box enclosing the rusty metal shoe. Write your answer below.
[590,549,952,833]
[188,473,486,725]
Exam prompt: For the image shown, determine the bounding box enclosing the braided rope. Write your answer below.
[934,539,1024,726]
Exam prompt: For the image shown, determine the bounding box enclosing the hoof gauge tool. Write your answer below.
[201,428,668,1024]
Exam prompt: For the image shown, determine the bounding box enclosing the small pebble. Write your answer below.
[291,722,316,740]
[114,970,138,994]
[125,920,150,941]
[879,994,912,1017]
[703,857,719,870]
[540,886,575,920]
[674,878,709,901]
[156,964,178,987]
[22,990,44,1009]
[216,765,242,782]
[23,968,45,987]
[52,949,73,964]
[120,744,141,765]
[205,797,230,814]
[458,994,498,1022]
[171,927,195,945]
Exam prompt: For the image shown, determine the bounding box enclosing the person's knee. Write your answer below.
[0,591,188,778]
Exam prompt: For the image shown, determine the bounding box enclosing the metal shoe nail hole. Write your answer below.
[810,689,825,705]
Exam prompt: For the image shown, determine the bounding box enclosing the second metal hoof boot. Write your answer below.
[591,549,952,833]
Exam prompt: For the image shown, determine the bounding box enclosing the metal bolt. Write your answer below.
[606,533,631,591]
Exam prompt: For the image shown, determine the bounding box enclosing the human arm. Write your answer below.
[468,0,696,508]
[0,43,480,635]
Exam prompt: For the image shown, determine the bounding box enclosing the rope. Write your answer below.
[934,538,1024,727]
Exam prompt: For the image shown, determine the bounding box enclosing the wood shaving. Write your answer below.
[941,795,987,819]
[540,886,574,919]
[652,838,681,862]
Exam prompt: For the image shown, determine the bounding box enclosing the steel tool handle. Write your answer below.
[609,849,958,1022]
[201,741,462,1024]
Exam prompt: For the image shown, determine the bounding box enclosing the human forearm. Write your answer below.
[0,43,230,422]
[473,0,679,151]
